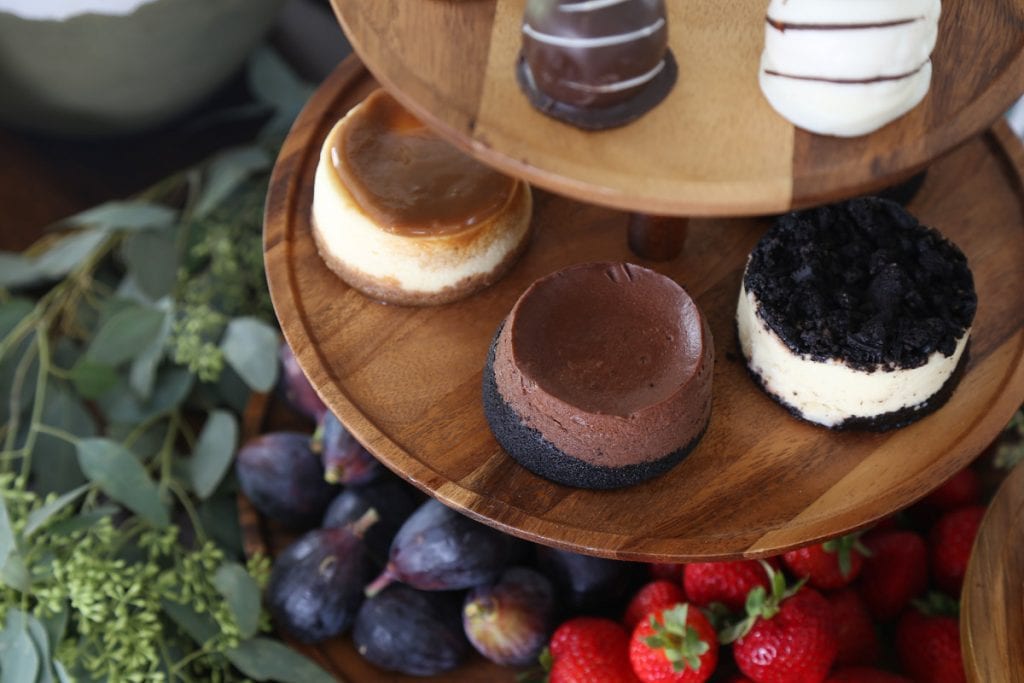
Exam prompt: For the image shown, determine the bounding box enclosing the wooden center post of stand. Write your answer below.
[628,214,689,261]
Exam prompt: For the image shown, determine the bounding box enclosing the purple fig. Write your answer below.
[235,432,338,529]
[267,511,378,643]
[322,473,421,565]
[463,567,556,666]
[537,546,646,616]
[278,343,327,422]
[312,411,381,485]
[366,499,522,594]
[353,584,469,676]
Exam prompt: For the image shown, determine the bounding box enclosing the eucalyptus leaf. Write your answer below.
[0,621,38,683]
[23,484,90,538]
[0,253,40,289]
[66,201,176,233]
[97,367,194,425]
[212,562,261,639]
[47,505,118,537]
[0,331,37,426]
[0,497,14,570]
[248,47,315,137]
[40,606,68,653]
[129,300,173,399]
[34,230,109,279]
[227,637,335,683]
[0,298,33,337]
[220,317,279,392]
[29,382,94,495]
[121,232,179,300]
[195,147,271,219]
[86,304,168,367]
[198,496,243,557]
[25,617,54,683]
[69,359,119,399]
[162,600,218,644]
[52,661,72,683]
[0,231,109,289]
[0,553,30,592]
[75,439,170,528]
[189,410,238,499]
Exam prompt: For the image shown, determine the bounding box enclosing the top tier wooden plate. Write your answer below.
[328,0,1024,216]
[265,57,1024,562]
[961,460,1024,683]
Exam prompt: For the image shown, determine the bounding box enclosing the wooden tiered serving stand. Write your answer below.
[253,1,1024,680]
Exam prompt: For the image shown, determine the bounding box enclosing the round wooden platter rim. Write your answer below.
[327,0,1024,217]
[266,57,1024,562]
[961,460,1024,683]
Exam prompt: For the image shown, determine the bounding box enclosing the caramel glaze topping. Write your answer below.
[333,90,517,237]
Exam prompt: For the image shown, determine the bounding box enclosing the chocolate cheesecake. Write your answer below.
[517,0,677,130]
[312,90,533,306]
[737,198,976,430]
[483,263,713,489]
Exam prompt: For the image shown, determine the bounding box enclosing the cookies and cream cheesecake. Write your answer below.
[737,198,976,430]
[759,0,941,136]
[484,262,714,489]
[311,90,533,306]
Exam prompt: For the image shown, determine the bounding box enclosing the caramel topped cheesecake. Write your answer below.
[312,90,533,306]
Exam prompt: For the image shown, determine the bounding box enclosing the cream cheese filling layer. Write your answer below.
[737,285,969,427]
[311,117,531,295]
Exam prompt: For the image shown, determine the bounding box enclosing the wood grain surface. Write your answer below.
[962,460,1024,683]
[237,393,517,683]
[329,0,1024,216]
[264,58,1024,562]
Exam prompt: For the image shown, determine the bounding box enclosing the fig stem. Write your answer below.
[365,565,396,598]
[324,466,343,484]
[352,508,380,538]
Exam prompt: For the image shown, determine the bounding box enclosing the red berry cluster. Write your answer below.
[540,466,986,683]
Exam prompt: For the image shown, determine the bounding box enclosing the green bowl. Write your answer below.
[0,0,283,136]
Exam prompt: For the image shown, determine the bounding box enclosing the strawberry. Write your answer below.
[650,563,685,583]
[684,560,774,612]
[858,531,928,621]
[547,617,640,683]
[928,505,985,596]
[720,677,754,683]
[723,563,838,683]
[783,533,869,590]
[629,604,718,683]
[922,467,982,511]
[826,668,911,683]
[827,589,880,667]
[624,581,687,631]
[895,594,966,683]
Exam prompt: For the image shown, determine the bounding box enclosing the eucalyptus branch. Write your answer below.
[19,325,52,479]
[3,331,40,460]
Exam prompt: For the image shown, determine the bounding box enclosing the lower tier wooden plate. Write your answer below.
[962,460,1024,683]
[265,57,1024,562]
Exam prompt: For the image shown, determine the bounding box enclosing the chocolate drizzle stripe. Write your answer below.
[766,16,923,31]
[559,0,631,12]
[562,59,666,94]
[763,61,927,85]
[522,18,665,49]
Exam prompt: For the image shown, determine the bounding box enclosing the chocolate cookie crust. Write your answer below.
[744,198,976,371]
